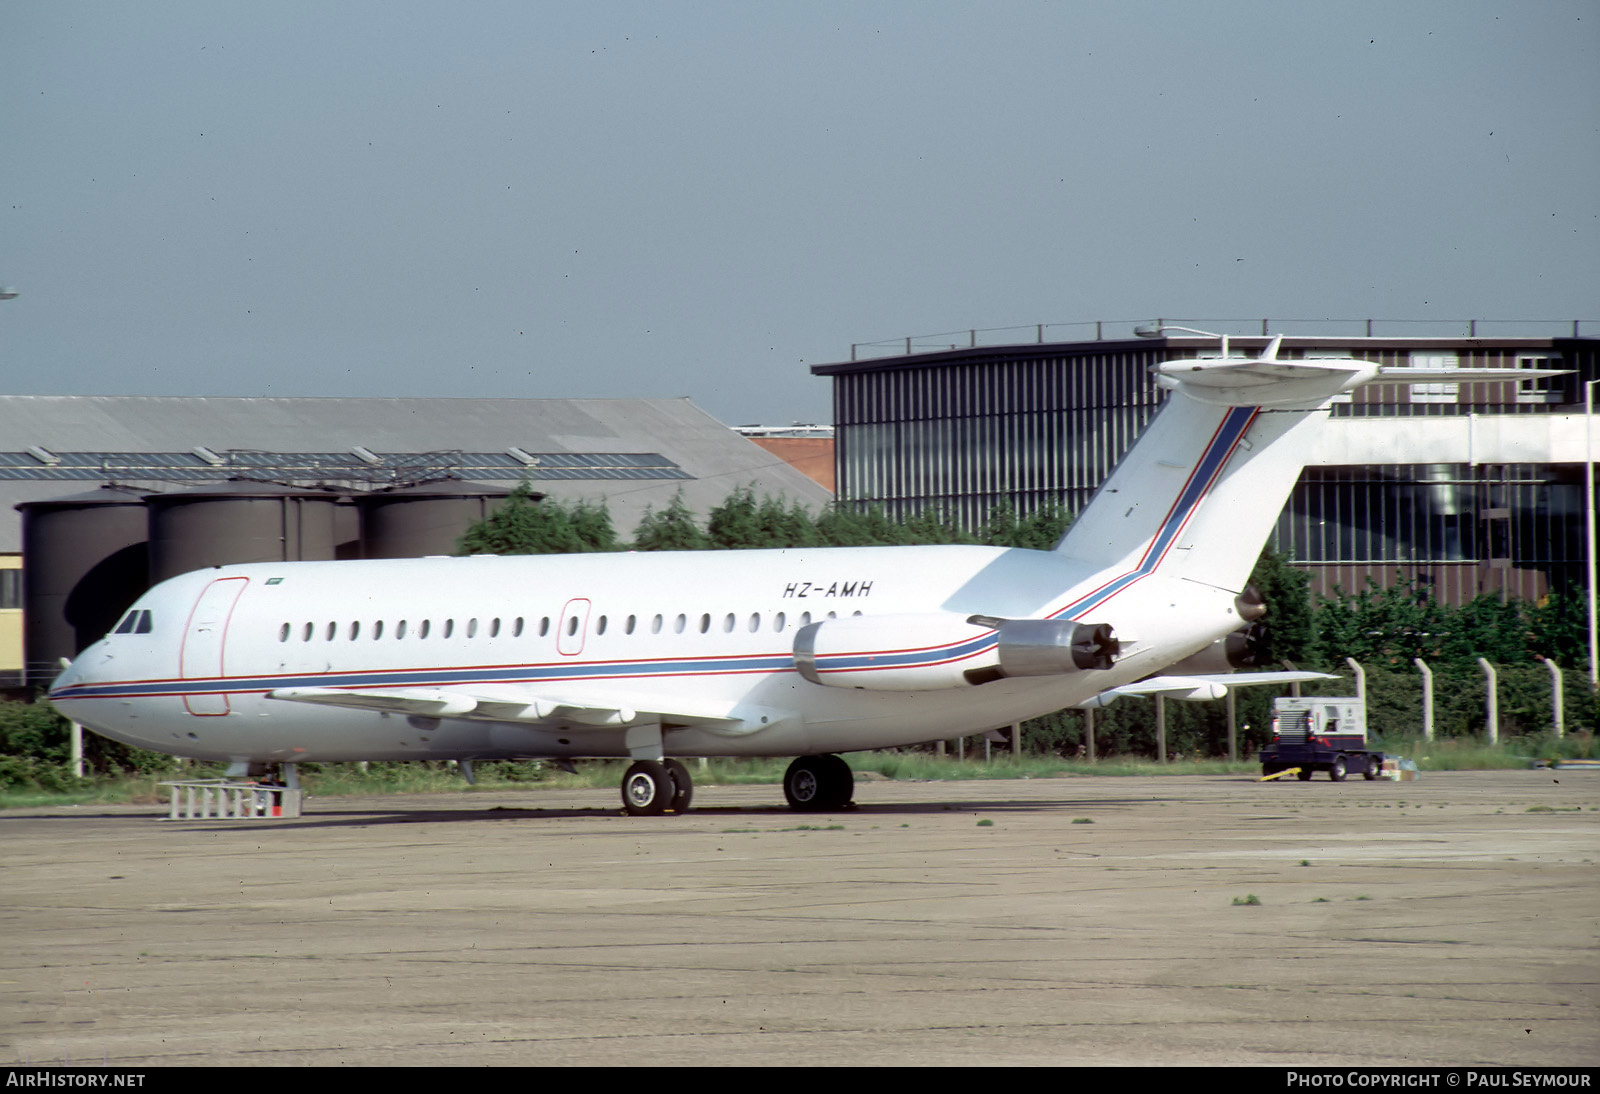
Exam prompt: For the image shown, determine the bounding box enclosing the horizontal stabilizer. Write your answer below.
[1153,337,1375,407]
[1152,337,1566,409]
[1366,366,1569,385]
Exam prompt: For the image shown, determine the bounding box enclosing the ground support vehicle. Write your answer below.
[1259,697,1383,782]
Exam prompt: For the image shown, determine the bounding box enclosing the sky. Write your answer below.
[2,1,1596,427]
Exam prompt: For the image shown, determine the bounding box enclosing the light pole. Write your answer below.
[1587,378,1597,691]
[1134,322,1231,357]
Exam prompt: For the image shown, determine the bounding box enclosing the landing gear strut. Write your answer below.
[245,761,299,789]
[783,754,854,812]
[621,758,694,816]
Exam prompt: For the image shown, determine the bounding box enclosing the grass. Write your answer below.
[1231,894,1261,906]
[3,731,1593,809]
[1380,733,1600,771]
[848,752,1260,780]
[0,753,1258,807]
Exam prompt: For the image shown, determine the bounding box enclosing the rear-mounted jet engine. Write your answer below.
[793,613,1118,691]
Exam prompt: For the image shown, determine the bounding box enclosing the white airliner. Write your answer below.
[48,341,1551,814]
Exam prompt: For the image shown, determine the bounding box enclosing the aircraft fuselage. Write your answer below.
[50,544,1237,765]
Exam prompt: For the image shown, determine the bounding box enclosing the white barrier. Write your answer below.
[159,780,303,820]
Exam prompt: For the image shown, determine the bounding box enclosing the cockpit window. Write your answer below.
[114,609,153,635]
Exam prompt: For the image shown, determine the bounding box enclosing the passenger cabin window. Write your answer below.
[596,615,608,635]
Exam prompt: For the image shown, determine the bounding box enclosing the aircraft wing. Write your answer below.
[1077,670,1338,708]
[267,686,749,730]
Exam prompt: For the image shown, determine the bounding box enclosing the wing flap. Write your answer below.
[268,687,479,716]
[267,685,756,731]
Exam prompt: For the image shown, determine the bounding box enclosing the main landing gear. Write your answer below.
[783,754,854,812]
[621,758,693,816]
[617,754,855,815]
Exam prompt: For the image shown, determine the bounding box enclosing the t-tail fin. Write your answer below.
[1051,338,1561,596]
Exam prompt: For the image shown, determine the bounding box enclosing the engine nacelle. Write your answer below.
[1162,622,1267,675]
[794,613,1117,691]
[991,618,1119,677]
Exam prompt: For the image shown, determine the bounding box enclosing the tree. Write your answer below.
[706,487,763,549]
[1525,591,1593,672]
[815,503,919,546]
[1015,501,1072,551]
[632,491,707,551]
[756,495,818,548]
[457,485,618,555]
[1314,577,1450,669]
[569,501,620,552]
[1248,546,1317,664]
[900,506,972,546]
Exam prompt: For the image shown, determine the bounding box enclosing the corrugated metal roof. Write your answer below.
[0,450,692,483]
[0,396,832,553]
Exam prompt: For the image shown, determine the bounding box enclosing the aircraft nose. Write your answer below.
[48,659,84,699]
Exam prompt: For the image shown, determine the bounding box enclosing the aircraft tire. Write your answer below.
[622,760,673,816]
[784,755,849,812]
[1330,756,1348,782]
[821,754,854,808]
[663,759,694,813]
